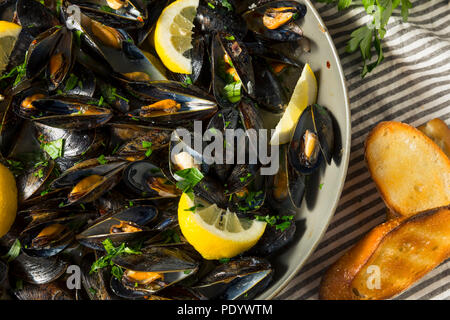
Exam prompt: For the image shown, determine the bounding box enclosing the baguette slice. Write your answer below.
[365,121,450,218]
[320,206,450,300]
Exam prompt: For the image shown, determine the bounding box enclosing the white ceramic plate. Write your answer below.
[256,0,351,299]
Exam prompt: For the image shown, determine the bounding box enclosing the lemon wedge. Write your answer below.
[0,163,17,237]
[178,193,266,260]
[270,63,317,145]
[154,0,199,74]
[0,21,22,75]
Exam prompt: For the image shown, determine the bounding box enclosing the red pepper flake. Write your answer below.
[326,61,331,69]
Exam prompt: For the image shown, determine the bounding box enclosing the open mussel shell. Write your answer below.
[24,95,113,130]
[19,213,96,257]
[267,145,305,213]
[76,205,158,250]
[193,257,273,300]
[46,27,74,91]
[123,160,180,198]
[288,104,334,175]
[110,246,199,298]
[126,81,218,125]
[69,0,147,30]
[9,253,68,284]
[211,31,255,108]
[51,158,127,189]
[61,8,164,82]
[243,1,307,42]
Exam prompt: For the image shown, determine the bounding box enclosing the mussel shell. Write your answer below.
[110,246,199,297]
[25,26,63,80]
[193,257,272,300]
[243,1,306,42]
[0,96,23,156]
[76,205,158,250]
[80,251,115,300]
[251,55,286,113]
[34,123,107,161]
[19,213,96,257]
[126,81,217,125]
[69,0,146,29]
[195,3,248,39]
[27,95,113,130]
[123,160,179,198]
[62,63,97,97]
[211,32,255,108]
[51,157,127,189]
[46,28,74,91]
[267,145,305,213]
[16,159,55,203]
[288,104,334,174]
[113,246,198,272]
[110,124,172,158]
[13,281,74,300]
[248,221,296,256]
[9,253,68,284]
[16,0,59,37]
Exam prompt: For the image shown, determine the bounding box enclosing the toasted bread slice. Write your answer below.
[319,206,450,300]
[418,118,450,158]
[365,121,450,218]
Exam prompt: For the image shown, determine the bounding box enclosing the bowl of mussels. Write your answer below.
[0,0,350,300]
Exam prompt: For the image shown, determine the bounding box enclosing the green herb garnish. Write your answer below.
[41,138,64,160]
[142,141,153,157]
[1,239,21,262]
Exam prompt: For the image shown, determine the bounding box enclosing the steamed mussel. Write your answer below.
[0,0,338,301]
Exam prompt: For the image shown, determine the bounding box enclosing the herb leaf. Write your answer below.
[1,239,21,262]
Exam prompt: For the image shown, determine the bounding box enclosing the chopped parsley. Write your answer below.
[207,2,215,9]
[174,167,204,194]
[97,154,108,165]
[255,214,294,232]
[142,141,153,157]
[220,0,233,11]
[64,73,79,91]
[1,239,21,262]
[223,81,242,103]
[90,239,142,279]
[218,258,230,264]
[41,138,64,160]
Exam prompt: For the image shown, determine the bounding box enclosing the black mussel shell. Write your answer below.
[123,160,180,198]
[13,281,75,300]
[76,205,158,250]
[110,246,199,297]
[267,145,305,213]
[193,257,272,300]
[288,104,334,174]
[243,1,306,42]
[9,254,68,284]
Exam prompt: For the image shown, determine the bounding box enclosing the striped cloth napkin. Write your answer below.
[276,0,450,300]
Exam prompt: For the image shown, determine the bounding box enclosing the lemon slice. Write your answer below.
[178,193,266,260]
[270,63,317,145]
[154,0,199,74]
[0,163,17,237]
[0,21,22,75]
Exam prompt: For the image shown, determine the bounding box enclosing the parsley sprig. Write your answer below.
[1,239,21,263]
[90,239,141,280]
[317,0,413,77]
[174,167,204,195]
